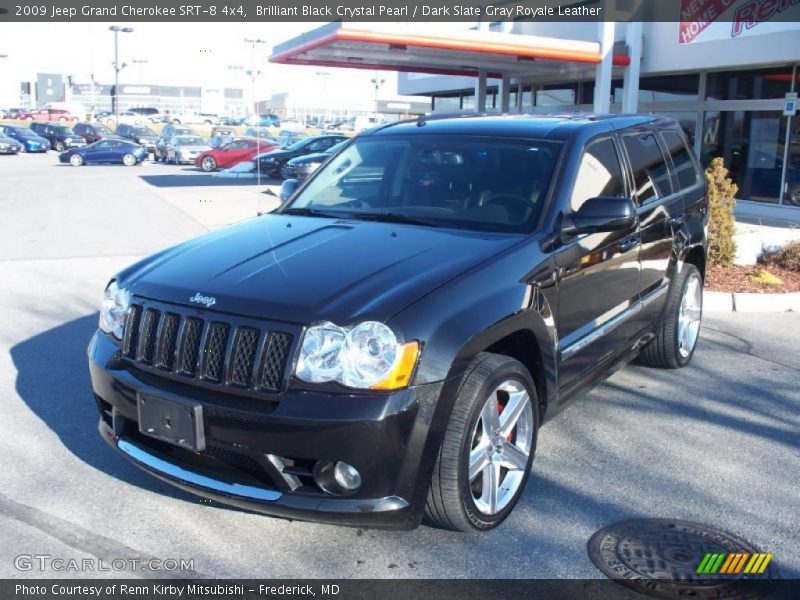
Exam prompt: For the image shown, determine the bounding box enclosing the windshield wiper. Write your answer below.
[280,206,344,218]
[345,212,441,228]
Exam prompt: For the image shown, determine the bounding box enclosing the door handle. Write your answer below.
[618,236,641,252]
[667,214,686,227]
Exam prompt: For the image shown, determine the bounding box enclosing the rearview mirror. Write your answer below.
[280,178,300,202]
[562,196,637,236]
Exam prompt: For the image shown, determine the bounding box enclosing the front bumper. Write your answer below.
[88,330,442,529]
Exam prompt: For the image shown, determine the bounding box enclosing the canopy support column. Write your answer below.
[498,74,511,112]
[593,21,615,113]
[475,70,487,112]
[622,21,643,113]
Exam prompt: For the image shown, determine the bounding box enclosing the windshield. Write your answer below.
[53,126,72,135]
[133,127,156,136]
[326,140,348,154]
[11,127,36,136]
[282,135,561,233]
[175,136,204,145]
[95,125,112,135]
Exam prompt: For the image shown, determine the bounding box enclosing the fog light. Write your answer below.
[333,461,361,491]
[313,460,362,495]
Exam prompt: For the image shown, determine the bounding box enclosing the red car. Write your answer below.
[195,138,278,172]
[28,108,76,122]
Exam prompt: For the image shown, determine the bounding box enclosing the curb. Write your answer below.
[704,291,800,313]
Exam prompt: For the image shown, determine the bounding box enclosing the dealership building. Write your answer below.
[273,13,800,219]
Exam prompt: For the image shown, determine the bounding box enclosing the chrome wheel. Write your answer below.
[678,273,702,358]
[468,380,534,516]
[122,153,136,166]
[69,154,83,166]
[201,156,216,171]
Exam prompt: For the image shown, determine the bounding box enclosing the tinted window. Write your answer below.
[570,138,626,212]
[661,131,698,191]
[622,132,671,204]
[286,135,561,233]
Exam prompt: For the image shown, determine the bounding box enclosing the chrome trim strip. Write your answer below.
[118,439,282,502]
[559,286,668,361]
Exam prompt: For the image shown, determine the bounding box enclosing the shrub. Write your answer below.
[761,240,800,272]
[748,269,783,287]
[705,157,738,268]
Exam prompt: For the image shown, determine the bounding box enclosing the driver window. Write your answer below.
[570,138,625,212]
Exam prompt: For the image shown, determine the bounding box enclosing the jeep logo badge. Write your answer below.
[189,293,216,308]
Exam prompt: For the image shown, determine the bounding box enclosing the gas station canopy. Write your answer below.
[270,22,630,80]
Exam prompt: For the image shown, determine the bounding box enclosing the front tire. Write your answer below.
[69,154,84,167]
[639,263,703,369]
[425,353,539,532]
[54,141,65,151]
[201,156,217,172]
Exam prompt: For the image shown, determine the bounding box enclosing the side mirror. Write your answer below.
[280,178,300,202]
[562,196,637,236]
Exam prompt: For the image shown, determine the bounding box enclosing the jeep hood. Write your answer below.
[119,214,520,325]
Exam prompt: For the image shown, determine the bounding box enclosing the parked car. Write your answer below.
[210,126,236,137]
[0,125,50,152]
[243,126,275,139]
[28,108,76,123]
[88,114,708,531]
[247,113,280,127]
[277,131,309,147]
[74,122,115,144]
[169,113,219,126]
[164,135,210,165]
[218,116,247,126]
[0,133,23,154]
[155,124,193,161]
[207,134,237,150]
[59,139,147,166]
[29,122,87,151]
[104,112,146,127]
[258,134,349,178]
[194,138,278,172]
[280,140,348,179]
[128,107,161,123]
[3,108,33,120]
[115,123,159,155]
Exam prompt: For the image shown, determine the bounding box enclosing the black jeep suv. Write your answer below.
[89,114,707,532]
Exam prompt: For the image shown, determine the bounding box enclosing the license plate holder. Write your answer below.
[137,393,205,452]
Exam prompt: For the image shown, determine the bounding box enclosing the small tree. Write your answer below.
[706,157,738,268]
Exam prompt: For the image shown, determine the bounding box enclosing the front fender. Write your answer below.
[387,241,558,515]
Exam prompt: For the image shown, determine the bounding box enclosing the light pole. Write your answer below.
[109,26,133,118]
[370,72,386,120]
[244,38,266,118]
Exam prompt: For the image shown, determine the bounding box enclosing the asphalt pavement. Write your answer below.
[0,152,798,579]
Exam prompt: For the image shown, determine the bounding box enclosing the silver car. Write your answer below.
[164,135,210,165]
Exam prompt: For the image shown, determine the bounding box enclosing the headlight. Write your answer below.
[99,280,131,340]
[306,162,321,173]
[65,137,72,143]
[296,321,419,390]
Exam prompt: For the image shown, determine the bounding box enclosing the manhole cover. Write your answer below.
[587,519,778,600]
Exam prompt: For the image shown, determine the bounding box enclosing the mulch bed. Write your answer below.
[706,264,800,293]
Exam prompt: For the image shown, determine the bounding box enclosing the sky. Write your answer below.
[0,22,436,110]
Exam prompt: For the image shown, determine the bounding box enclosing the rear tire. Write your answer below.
[122,153,137,167]
[639,263,703,369]
[425,353,539,532]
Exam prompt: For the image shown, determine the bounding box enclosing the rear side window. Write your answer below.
[570,138,626,212]
[622,132,671,204]
[661,130,698,191]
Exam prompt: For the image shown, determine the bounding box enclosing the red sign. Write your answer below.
[678,0,736,44]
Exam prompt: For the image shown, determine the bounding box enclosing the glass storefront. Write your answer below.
[428,66,798,206]
[701,111,792,204]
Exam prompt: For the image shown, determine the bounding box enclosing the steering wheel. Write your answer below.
[484,193,534,220]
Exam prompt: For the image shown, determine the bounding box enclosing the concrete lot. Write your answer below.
[0,152,798,579]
